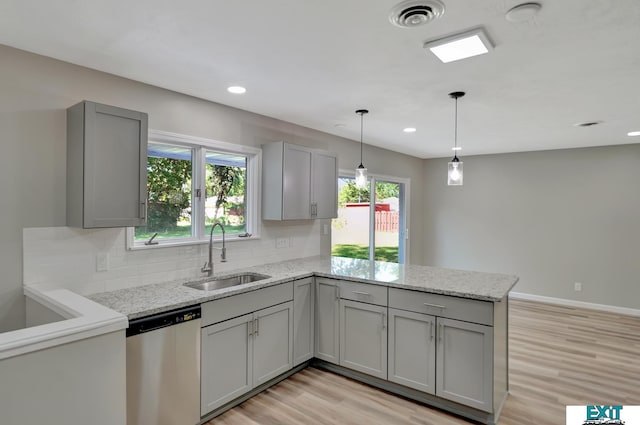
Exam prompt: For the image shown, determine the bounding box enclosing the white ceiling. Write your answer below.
[1,0,639,158]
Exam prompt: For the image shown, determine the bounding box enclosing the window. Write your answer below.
[331,172,409,264]
[128,130,260,248]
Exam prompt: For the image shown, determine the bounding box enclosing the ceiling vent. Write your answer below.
[389,0,445,28]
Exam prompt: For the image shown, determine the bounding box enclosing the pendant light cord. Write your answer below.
[355,109,368,168]
[454,96,458,150]
[359,112,364,167]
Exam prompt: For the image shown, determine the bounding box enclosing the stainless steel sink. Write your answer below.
[183,273,270,291]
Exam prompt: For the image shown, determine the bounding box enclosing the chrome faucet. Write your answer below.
[201,222,226,277]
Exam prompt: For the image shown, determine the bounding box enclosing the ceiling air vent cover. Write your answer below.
[389,0,445,28]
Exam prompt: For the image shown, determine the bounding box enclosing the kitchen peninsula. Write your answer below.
[89,256,518,425]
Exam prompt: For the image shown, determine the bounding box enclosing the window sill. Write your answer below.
[126,233,261,251]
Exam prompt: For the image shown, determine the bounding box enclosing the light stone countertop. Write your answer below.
[88,256,519,320]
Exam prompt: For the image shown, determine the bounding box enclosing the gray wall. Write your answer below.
[423,144,640,309]
[0,44,425,331]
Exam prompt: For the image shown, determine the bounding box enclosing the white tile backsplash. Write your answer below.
[23,220,329,295]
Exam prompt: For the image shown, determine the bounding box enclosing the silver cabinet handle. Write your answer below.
[439,323,443,343]
[430,321,433,341]
[382,312,387,330]
[255,317,259,337]
[248,318,253,337]
[352,291,371,297]
[423,302,446,309]
[140,200,147,219]
[335,285,340,300]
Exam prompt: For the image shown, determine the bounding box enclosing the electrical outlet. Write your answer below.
[574,282,582,292]
[323,224,329,235]
[276,238,289,249]
[96,253,109,272]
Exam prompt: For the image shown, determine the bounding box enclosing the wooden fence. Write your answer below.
[375,211,399,232]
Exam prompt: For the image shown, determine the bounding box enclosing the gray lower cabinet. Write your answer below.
[252,302,294,386]
[200,313,253,416]
[293,278,315,365]
[436,317,493,412]
[339,299,387,379]
[388,308,436,394]
[201,301,293,416]
[315,278,340,364]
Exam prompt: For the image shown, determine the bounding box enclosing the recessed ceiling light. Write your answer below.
[505,3,542,23]
[628,131,640,137]
[334,123,346,128]
[227,86,246,94]
[574,121,602,127]
[403,127,417,133]
[423,28,493,63]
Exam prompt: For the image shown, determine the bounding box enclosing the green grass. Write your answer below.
[135,224,246,240]
[331,244,399,263]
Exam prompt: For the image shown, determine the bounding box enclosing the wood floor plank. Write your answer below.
[206,299,640,425]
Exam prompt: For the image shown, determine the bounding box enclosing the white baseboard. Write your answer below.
[509,292,640,317]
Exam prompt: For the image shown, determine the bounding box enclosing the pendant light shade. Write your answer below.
[447,91,465,186]
[355,109,369,189]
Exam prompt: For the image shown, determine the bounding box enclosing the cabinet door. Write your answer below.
[293,278,315,365]
[315,279,340,364]
[282,144,312,220]
[436,317,493,412]
[388,308,436,394]
[312,152,337,219]
[201,314,253,416]
[252,302,293,387]
[339,300,387,379]
[83,101,148,228]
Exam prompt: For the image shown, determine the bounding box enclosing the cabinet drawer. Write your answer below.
[339,280,388,306]
[202,282,293,327]
[389,288,493,326]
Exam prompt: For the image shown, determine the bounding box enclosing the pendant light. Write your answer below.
[355,109,369,189]
[447,91,465,186]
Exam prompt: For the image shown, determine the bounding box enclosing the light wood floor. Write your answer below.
[207,300,640,425]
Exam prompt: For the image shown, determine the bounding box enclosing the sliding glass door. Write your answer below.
[331,174,408,264]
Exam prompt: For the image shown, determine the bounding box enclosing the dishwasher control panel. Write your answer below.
[126,305,201,337]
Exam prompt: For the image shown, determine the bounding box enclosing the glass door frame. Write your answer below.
[336,169,410,264]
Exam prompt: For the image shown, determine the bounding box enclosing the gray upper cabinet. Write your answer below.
[262,141,337,220]
[67,101,148,228]
[293,278,315,366]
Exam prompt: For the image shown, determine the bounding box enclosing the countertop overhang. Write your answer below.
[88,256,519,320]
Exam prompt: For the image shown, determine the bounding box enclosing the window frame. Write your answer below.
[126,129,261,250]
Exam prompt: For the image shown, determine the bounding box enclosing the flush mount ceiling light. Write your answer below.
[227,86,246,94]
[389,0,445,28]
[424,28,493,63]
[627,131,640,137]
[403,127,417,133]
[448,91,465,186]
[355,109,369,189]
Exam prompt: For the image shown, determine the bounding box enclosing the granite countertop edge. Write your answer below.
[87,256,519,320]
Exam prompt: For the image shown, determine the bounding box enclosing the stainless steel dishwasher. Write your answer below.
[126,305,201,425]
